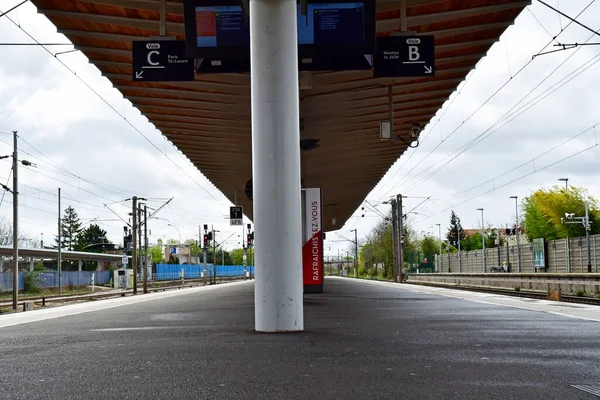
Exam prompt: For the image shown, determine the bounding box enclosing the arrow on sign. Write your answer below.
[424,65,433,74]
[135,71,143,79]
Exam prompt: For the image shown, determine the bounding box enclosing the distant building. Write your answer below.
[163,244,200,265]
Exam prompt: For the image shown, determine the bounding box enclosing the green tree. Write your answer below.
[523,186,600,241]
[55,206,82,250]
[149,244,164,264]
[75,224,112,271]
[446,210,465,247]
[420,235,439,255]
[230,248,254,266]
[76,224,111,251]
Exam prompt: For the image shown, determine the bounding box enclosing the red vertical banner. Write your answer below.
[302,188,323,287]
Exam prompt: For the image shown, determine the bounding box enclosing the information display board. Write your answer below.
[184,0,375,68]
[298,0,375,58]
[194,6,249,48]
[183,0,250,59]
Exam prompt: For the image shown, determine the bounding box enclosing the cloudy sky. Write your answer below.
[1,1,599,257]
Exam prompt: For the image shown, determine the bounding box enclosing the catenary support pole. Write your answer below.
[585,201,592,273]
[12,131,18,309]
[58,188,62,293]
[354,229,358,278]
[513,196,521,273]
[132,196,138,295]
[391,199,398,282]
[397,194,404,282]
[143,205,148,293]
[212,225,216,284]
[137,204,142,284]
[457,225,462,273]
[250,0,303,332]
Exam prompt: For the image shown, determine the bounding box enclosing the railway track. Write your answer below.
[410,281,600,306]
[0,276,246,312]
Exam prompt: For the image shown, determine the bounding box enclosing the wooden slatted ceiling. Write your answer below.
[29,0,530,231]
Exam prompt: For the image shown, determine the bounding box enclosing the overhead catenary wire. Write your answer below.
[416,121,600,222]
[433,122,600,203]
[0,12,228,207]
[378,0,597,200]
[401,40,600,194]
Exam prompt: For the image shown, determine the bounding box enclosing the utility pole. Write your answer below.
[137,203,143,284]
[58,188,62,294]
[12,131,18,310]
[202,225,207,285]
[505,225,511,271]
[143,205,148,293]
[561,204,591,272]
[457,225,462,273]
[585,201,592,273]
[496,229,501,267]
[397,194,404,282]
[132,196,138,295]
[369,239,374,275]
[212,225,216,284]
[353,228,358,279]
[510,196,521,272]
[477,208,485,272]
[436,224,442,273]
[391,199,399,282]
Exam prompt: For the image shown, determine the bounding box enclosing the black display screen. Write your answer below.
[297,3,364,46]
[194,6,249,48]
[183,0,375,60]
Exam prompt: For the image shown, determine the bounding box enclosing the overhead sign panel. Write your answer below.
[373,35,435,78]
[132,40,194,82]
[230,206,243,226]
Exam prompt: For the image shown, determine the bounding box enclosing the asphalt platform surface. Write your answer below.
[0,277,599,399]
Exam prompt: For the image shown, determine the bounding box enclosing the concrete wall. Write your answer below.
[433,233,600,274]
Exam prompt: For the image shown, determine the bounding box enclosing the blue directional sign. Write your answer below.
[132,40,195,82]
[170,246,177,255]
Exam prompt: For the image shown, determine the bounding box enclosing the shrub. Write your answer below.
[575,288,585,297]
[23,271,43,293]
[514,286,521,291]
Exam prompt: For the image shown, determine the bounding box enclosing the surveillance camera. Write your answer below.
[410,123,422,139]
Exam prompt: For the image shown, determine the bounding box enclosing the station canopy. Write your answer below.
[30,0,530,231]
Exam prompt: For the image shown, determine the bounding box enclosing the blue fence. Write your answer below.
[0,271,112,292]
[155,264,255,281]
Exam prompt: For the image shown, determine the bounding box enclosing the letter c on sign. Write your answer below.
[147,50,160,66]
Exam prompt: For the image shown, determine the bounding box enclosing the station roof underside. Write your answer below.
[29,0,530,231]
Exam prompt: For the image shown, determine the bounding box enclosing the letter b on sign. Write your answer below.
[408,45,420,61]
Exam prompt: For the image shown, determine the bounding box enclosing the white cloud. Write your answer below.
[1,0,600,259]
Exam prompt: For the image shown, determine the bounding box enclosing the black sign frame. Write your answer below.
[132,40,195,82]
[373,35,436,78]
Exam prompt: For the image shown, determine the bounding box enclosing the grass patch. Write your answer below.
[0,287,97,302]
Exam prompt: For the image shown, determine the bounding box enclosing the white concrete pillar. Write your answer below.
[29,257,34,272]
[250,0,304,332]
[78,260,83,272]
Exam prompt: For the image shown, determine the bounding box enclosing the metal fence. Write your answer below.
[432,233,600,273]
[0,271,112,292]
[155,264,255,280]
